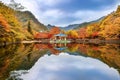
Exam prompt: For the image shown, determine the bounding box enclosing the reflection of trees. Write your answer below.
[1,43,119,79]
[75,44,120,74]
[98,44,120,69]
[67,44,79,52]
[0,44,47,80]
[34,43,120,72]
[67,43,91,54]
[34,44,60,55]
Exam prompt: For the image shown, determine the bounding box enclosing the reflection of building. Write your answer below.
[54,43,67,51]
[54,47,67,51]
[50,33,71,43]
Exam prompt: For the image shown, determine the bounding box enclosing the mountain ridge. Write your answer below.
[46,17,104,31]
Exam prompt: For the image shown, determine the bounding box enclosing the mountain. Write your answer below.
[46,23,96,31]
[16,11,48,32]
[73,17,104,30]
[46,24,55,30]
[59,17,104,30]
[7,0,48,32]
[60,24,80,30]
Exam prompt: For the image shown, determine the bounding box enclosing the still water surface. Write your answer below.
[0,43,120,80]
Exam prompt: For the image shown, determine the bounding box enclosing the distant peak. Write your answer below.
[8,0,25,11]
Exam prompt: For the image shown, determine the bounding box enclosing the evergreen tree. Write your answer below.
[28,20,33,35]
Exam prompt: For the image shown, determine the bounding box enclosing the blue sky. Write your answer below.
[1,0,120,26]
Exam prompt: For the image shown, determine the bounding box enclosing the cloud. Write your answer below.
[0,0,9,4]
[1,0,120,26]
[70,9,115,24]
[38,0,70,6]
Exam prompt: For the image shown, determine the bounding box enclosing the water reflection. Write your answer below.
[34,43,120,71]
[0,43,120,80]
[8,53,120,80]
[0,44,47,80]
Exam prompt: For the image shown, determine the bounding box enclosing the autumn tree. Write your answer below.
[0,14,10,32]
[66,30,79,39]
[99,21,120,39]
[77,28,87,39]
[34,32,52,39]
[86,23,100,38]
[49,27,61,35]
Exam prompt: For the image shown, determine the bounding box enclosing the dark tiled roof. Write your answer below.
[55,33,67,37]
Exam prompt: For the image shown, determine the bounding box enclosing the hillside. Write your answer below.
[98,6,120,39]
[0,13,12,44]
[0,2,29,43]
[8,0,48,32]
[16,11,48,32]
[76,6,120,40]
[0,2,47,44]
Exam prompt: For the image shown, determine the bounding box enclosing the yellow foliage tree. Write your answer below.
[66,30,79,39]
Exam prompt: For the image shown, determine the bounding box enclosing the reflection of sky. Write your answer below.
[9,53,120,80]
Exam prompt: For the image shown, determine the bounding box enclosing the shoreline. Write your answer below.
[22,39,120,44]
[0,39,119,47]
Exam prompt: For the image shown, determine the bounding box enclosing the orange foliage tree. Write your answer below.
[34,32,52,39]
[0,14,10,32]
[77,28,87,39]
[49,27,61,35]
[34,27,61,39]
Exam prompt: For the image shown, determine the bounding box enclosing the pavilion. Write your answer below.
[54,33,67,40]
[50,33,70,43]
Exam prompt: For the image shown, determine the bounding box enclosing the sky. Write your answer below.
[1,0,120,26]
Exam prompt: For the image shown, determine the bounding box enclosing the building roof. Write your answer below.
[55,33,67,37]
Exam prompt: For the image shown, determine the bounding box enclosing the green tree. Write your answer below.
[28,20,33,35]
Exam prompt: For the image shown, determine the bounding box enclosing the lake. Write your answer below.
[0,43,120,80]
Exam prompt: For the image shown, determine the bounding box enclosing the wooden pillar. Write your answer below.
[65,37,66,40]
[55,36,56,40]
[60,36,61,41]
